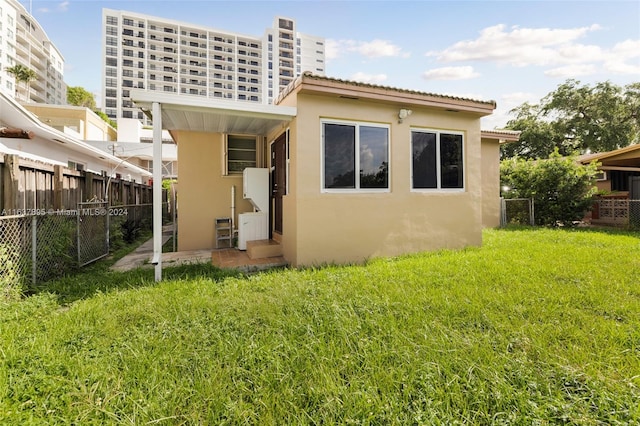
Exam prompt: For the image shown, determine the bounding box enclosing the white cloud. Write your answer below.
[35,1,68,13]
[482,91,540,129]
[326,39,409,60]
[544,64,597,78]
[325,39,342,60]
[603,39,640,75]
[612,39,640,57]
[603,61,640,75]
[422,66,479,81]
[350,72,387,84]
[426,24,640,78]
[501,92,538,105]
[426,24,602,67]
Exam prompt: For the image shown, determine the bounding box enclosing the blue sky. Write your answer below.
[24,0,640,128]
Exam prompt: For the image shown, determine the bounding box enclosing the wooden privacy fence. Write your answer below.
[1,154,153,213]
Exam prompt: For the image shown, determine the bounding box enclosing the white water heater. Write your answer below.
[238,168,269,250]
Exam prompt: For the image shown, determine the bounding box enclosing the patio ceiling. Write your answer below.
[130,90,296,135]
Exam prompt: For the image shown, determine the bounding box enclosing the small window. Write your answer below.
[322,121,389,191]
[411,129,464,190]
[226,135,256,175]
[67,161,85,171]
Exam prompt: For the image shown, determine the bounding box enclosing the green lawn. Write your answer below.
[1,228,639,424]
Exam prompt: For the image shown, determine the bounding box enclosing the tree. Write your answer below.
[67,86,117,129]
[67,86,97,110]
[502,80,640,159]
[500,150,600,226]
[5,64,37,101]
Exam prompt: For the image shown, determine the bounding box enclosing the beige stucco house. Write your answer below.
[133,74,517,271]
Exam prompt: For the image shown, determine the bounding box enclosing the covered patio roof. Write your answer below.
[130,90,297,135]
[129,90,297,282]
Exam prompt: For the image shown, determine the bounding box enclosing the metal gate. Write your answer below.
[77,201,109,266]
[501,198,535,226]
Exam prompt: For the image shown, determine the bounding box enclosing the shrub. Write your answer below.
[501,150,599,226]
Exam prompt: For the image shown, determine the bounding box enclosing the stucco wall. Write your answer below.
[282,92,484,267]
[481,138,501,228]
[174,130,254,251]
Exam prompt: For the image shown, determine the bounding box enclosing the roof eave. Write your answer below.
[278,73,496,116]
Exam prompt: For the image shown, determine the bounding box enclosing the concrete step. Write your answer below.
[246,239,283,259]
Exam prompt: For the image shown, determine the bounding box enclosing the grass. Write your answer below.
[1,227,639,424]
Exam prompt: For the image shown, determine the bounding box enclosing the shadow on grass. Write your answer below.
[26,231,243,305]
[29,262,244,305]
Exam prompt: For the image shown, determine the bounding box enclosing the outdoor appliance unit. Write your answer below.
[238,168,269,250]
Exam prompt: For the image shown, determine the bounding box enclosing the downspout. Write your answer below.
[231,185,236,235]
[152,102,163,281]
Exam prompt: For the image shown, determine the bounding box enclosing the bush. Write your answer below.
[0,243,23,300]
[501,150,599,226]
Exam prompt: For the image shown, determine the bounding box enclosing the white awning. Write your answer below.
[130,90,296,135]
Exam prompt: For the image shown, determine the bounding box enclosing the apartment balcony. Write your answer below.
[29,87,46,103]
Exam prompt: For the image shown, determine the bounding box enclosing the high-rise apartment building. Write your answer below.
[0,0,66,104]
[102,9,325,124]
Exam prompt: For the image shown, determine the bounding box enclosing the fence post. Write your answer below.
[53,165,64,210]
[84,171,94,202]
[530,198,535,226]
[3,154,20,211]
[31,215,37,286]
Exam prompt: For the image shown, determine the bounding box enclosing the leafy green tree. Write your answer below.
[502,80,640,159]
[66,86,97,109]
[67,86,117,129]
[500,150,600,226]
[94,110,117,129]
[5,64,37,100]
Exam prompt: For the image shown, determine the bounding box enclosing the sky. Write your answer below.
[22,0,640,129]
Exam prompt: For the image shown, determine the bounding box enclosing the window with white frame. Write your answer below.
[226,135,256,175]
[322,120,389,191]
[411,129,464,190]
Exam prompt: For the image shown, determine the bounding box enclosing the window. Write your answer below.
[67,161,85,171]
[226,135,256,174]
[411,129,464,190]
[322,121,389,191]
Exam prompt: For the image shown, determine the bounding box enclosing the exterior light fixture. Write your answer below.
[398,108,412,123]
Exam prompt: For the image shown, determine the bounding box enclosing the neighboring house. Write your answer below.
[132,73,516,270]
[22,103,117,142]
[20,106,178,179]
[577,144,640,227]
[0,92,151,184]
[111,118,178,179]
[577,144,640,196]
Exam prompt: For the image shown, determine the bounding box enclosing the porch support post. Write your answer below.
[152,101,163,282]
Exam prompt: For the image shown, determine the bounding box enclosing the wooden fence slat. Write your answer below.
[0,155,154,211]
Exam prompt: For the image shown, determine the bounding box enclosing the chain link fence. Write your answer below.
[0,213,77,295]
[501,198,535,226]
[1,203,160,295]
[77,202,109,267]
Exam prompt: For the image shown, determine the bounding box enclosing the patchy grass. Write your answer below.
[1,228,639,424]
